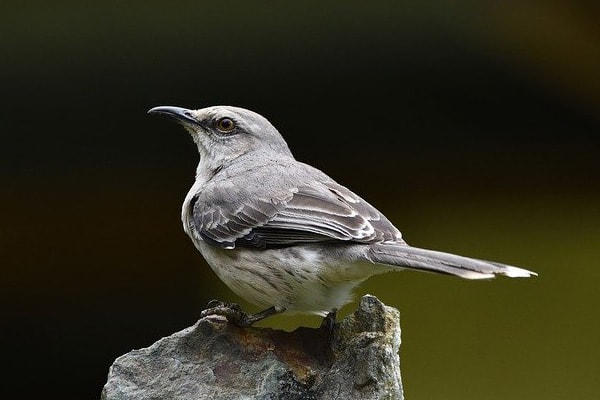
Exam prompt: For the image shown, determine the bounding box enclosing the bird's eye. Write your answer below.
[216,117,236,133]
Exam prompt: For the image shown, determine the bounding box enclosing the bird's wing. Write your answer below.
[191,180,403,249]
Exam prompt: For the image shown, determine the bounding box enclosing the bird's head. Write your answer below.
[148,105,294,167]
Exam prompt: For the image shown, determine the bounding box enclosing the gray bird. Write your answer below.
[148,105,536,326]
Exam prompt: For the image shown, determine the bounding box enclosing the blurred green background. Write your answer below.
[2,1,599,399]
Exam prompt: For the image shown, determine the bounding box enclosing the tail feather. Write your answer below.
[368,243,537,279]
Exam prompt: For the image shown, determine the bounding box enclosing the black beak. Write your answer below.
[147,106,199,126]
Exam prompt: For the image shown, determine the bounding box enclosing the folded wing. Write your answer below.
[191,181,402,249]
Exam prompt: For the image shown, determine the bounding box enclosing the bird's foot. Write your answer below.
[320,309,337,330]
[320,309,337,336]
[201,300,254,327]
[201,300,281,327]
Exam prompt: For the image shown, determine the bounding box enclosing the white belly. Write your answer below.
[194,240,385,315]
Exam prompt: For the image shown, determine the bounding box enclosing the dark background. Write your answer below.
[2,1,599,399]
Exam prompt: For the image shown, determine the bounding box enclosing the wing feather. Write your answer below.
[191,179,402,249]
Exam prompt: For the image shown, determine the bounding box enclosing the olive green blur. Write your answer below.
[2,1,599,399]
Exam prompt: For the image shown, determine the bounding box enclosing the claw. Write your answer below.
[200,301,281,327]
[200,301,249,326]
[205,299,226,309]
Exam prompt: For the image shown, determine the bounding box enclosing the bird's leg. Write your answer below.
[320,309,338,334]
[319,309,338,350]
[201,300,282,327]
[237,306,282,327]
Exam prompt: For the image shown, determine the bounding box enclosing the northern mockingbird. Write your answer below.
[148,105,536,326]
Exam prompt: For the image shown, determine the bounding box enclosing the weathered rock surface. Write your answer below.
[102,295,403,400]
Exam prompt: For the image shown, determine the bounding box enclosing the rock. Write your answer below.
[102,295,403,400]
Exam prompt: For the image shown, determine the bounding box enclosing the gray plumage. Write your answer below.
[149,105,536,320]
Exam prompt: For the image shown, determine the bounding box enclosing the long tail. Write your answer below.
[367,243,537,279]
